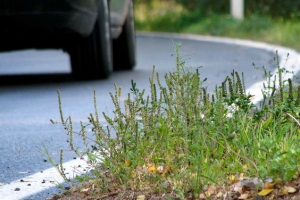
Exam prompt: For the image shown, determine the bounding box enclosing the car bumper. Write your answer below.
[0,0,101,37]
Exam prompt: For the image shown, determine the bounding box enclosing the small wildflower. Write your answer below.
[223,102,239,118]
[200,113,205,119]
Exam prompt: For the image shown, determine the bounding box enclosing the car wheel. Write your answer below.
[69,0,113,80]
[113,0,136,71]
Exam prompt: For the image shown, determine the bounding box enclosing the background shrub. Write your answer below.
[135,0,300,18]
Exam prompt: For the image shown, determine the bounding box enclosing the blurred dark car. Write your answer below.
[0,0,135,79]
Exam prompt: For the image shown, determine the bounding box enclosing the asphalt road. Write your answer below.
[0,33,293,199]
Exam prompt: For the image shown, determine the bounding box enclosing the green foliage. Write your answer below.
[244,0,300,18]
[135,0,300,18]
[134,3,300,52]
[51,44,300,198]
[258,138,300,181]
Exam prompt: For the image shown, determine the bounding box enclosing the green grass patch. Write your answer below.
[49,44,300,199]
[135,3,300,51]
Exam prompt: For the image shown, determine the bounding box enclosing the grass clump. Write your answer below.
[50,45,300,199]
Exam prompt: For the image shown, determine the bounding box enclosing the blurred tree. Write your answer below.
[245,0,300,18]
[176,0,229,13]
[134,0,300,18]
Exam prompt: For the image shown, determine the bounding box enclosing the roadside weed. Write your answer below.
[50,44,300,199]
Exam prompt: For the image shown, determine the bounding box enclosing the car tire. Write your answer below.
[69,0,113,80]
[113,0,136,71]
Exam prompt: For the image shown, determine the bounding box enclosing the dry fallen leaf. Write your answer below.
[238,193,249,199]
[199,193,206,199]
[238,173,244,180]
[161,180,170,189]
[284,186,296,193]
[216,192,223,198]
[137,195,145,200]
[205,185,217,196]
[157,165,164,174]
[258,189,273,196]
[233,185,243,193]
[80,188,90,192]
[264,181,275,189]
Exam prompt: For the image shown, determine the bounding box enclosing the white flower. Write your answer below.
[228,103,239,113]
[200,113,205,119]
[225,103,239,118]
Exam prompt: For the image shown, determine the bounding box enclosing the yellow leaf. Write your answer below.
[190,172,197,179]
[147,165,156,173]
[284,186,296,193]
[282,188,288,195]
[258,189,273,196]
[229,175,235,181]
[125,159,131,167]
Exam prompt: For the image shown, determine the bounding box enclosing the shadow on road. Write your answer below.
[0,73,78,86]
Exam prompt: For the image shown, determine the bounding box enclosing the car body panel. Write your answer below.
[0,0,102,37]
[0,0,129,39]
[110,0,129,38]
